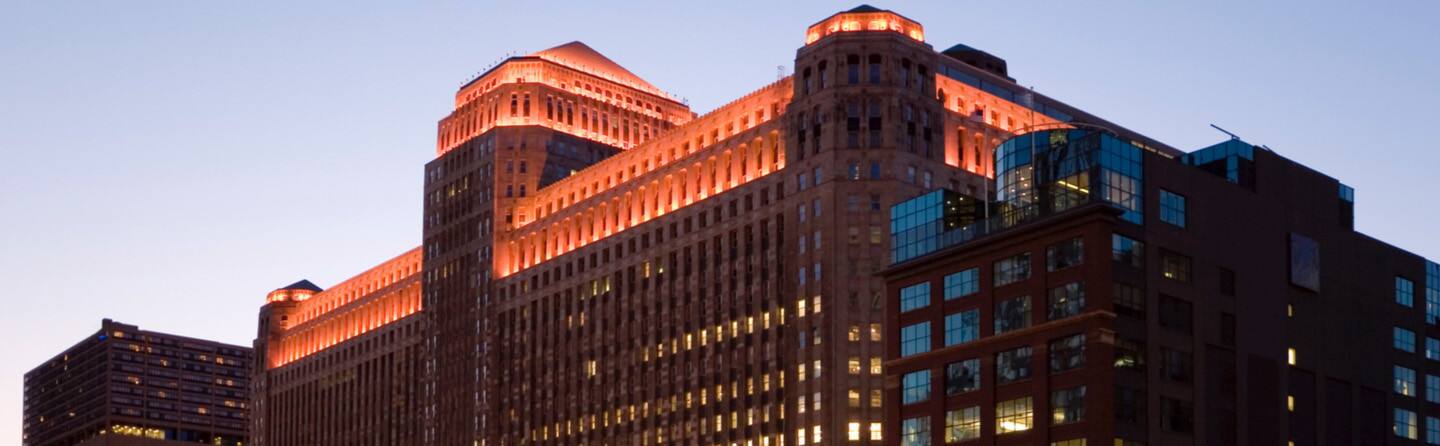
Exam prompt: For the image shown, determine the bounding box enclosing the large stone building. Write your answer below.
[882,129,1440,445]
[23,319,250,446]
[253,4,1302,446]
[250,249,423,445]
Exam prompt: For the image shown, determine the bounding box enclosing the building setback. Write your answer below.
[882,129,1440,445]
[22,319,250,446]
[251,248,424,446]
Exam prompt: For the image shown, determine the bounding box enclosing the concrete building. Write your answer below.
[22,319,250,446]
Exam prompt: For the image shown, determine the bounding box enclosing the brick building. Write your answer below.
[22,319,250,446]
[882,129,1440,445]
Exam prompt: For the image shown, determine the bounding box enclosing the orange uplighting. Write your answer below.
[266,248,422,368]
[805,7,923,45]
[494,77,793,278]
[437,43,694,157]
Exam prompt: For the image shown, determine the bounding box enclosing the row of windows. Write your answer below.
[899,237,1085,315]
[901,332,1087,404]
[898,389,1088,445]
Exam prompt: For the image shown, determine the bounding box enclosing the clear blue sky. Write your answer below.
[2,0,1437,440]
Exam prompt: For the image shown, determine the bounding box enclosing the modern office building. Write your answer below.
[420,5,1179,446]
[250,248,424,446]
[22,319,250,446]
[882,129,1440,445]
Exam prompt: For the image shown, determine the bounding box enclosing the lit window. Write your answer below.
[1397,365,1418,397]
[944,406,980,442]
[900,417,928,446]
[1288,348,1297,365]
[1398,408,1419,439]
[995,397,1033,434]
[1051,386,1086,425]
[1048,282,1086,320]
[847,422,860,441]
[870,422,882,441]
[1161,250,1191,282]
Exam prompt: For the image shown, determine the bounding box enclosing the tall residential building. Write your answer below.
[22,319,250,446]
[882,129,1440,445]
[251,248,423,445]
[421,5,1175,446]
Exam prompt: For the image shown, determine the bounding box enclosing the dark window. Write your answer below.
[1159,189,1186,227]
[1160,348,1192,383]
[901,370,930,404]
[1113,283,1145,319]
[1115,386,1145,424]
[1112,234,1144,269]
[994,296,1031,334]
[1047,237,1084,271]
[944,310,979,346]
[846,54,860,84]
[996,346,1032,384]
[945,359,980,395]
[1049,334,1085,373]
[1219,267,1236,296]
[1289,233,1321,291]
[1161,250,1191,282]
[1048,282,1085,320]
[993,253,1031,287]
[1159,295,1193,334]
[1160,398,1194,433]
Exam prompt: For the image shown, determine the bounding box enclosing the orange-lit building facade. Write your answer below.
[252,5,1189,446]
[251,248,423,445]
[418,5,1176,446]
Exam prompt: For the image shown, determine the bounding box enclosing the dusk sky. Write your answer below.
[2,0,1437,440]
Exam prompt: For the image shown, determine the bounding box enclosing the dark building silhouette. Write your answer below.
[22,319,250,446]
[882,129,1440,445]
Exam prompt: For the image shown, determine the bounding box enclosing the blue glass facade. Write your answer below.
[1182,139,1255,188]
[891,189,977,263]
[1428,261,1440,325]
[995,129,1144,224]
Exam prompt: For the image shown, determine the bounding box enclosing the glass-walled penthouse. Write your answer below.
[891,129,1147,264]
[995,128,1144,224]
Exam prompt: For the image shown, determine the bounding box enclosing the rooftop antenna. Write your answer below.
[777,65,786,81]
[1209,123,1241,141]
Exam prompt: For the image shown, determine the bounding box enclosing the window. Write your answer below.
[1397,327,1418,353]
[1428,338,1440,361]
[900,282,930,312]
[1159,189,1186,227]
[995,296,1031,334]
[1428,375,1440,403]
[1112,234,1144,268]
[995,397,1033,434]
[1050,334,1086,373]
[1047,237,1084,271]
[901,370,930,404]
[900,417,929,446]
[1397,408,1419,440]
[848,422,861,441]
[1399,276,1416,307]
[944,406,980,442]
[1115,386,1145,424]
[1159,295,1193,334]
[1051,440,1087,446]
[996,346,1032,384]
[1161,250,1191,282]
[1051,386,1086,425]
[900,322,930,357]
[1159,397,1193,433]
[1160,348,1192,383]
[871,422,883,440]
[1048,282,1085,320]
[1114,337,1145,371]
[944,310,979,346]
[1397,365,1418,397]
[943,268,979,300]
[1428,416,1440,444]
[993,253,1031,287]
[945,359,980,395]
[1113,283,1144,319]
